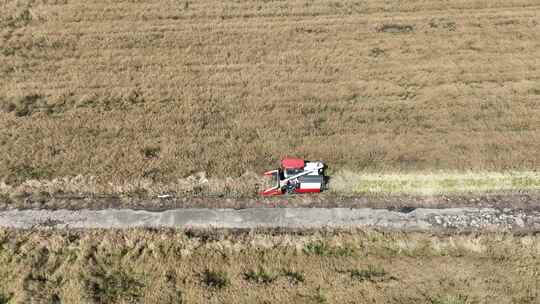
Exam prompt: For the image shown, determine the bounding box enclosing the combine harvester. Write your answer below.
[262,158,326,195]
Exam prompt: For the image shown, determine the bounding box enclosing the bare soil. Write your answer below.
[2,191,540,211]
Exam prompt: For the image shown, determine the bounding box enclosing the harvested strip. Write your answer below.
[331,171,540,195]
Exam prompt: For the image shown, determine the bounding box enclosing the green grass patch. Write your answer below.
[85,269,143,303]
[6,164,53,185]
[202,269,229,289]
[141,146,161,159]
[244,267,278,284]
[0,293,10,304]
[348,265,387,282]
[303,241,355,257]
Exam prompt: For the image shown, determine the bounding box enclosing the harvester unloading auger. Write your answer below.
[261,158,326,195]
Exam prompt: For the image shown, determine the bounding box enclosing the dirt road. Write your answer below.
[1,207,539,232]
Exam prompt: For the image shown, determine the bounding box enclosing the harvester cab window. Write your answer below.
[285,168,303,177]
[271,171,280,188]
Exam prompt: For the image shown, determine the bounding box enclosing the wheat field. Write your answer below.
[1,0,540,192]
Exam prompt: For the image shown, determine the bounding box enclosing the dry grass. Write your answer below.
[0,229,538,303]
[2,0,540,193]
